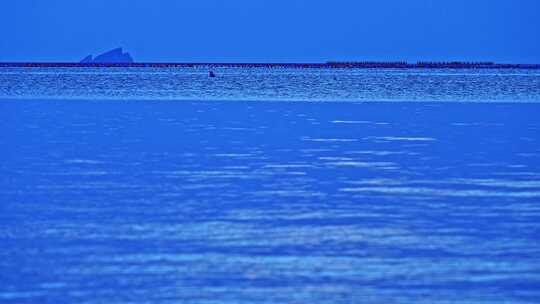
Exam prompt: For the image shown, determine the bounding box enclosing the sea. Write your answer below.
[1,67,540,303]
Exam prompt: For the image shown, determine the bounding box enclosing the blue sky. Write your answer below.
[1,0,539,63]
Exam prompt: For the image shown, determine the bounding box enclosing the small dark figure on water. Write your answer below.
[209,71,216,78]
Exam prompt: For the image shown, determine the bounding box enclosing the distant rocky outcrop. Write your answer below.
[80,48,134,64]
[80,55,94,63]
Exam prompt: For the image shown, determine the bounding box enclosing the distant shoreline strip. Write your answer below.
[1,62,539,69]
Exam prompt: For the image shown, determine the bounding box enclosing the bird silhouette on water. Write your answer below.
[209,71,216,78]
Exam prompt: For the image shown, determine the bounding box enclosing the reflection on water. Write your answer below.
[1,100,540,303]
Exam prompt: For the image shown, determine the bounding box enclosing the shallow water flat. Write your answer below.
[1,100,539,303]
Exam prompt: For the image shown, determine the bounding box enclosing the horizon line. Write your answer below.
[1,61,539,69]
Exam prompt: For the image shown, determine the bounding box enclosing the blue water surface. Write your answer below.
[1,67,540,102]
[1,68,540,303]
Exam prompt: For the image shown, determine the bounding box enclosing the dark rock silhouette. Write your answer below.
[80,55,93,63]
[80,48,134,64]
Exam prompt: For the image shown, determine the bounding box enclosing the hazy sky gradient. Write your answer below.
[1,0,539,62]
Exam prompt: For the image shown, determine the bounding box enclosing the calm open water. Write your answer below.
[1,68,540,303]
